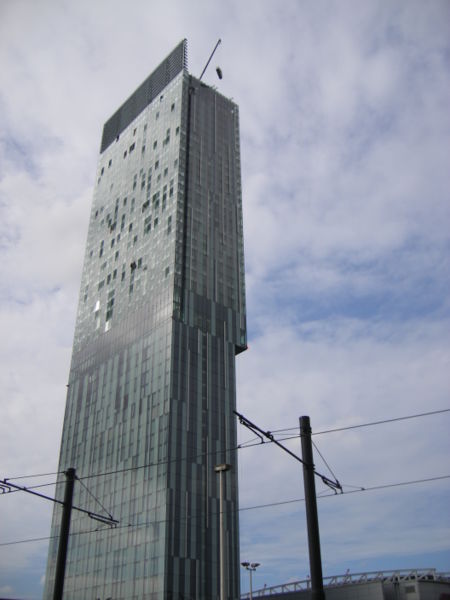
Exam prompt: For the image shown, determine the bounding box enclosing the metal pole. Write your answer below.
[199,39,222,81]
[53,467,76,600]
[249,568,253,600]
[215,464,231,600]
[300,417,325,600]
[219,469,226,600]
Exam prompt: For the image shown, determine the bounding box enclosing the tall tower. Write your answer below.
[43,40,246,600]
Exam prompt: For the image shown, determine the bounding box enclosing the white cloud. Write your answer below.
[0,0,449,596]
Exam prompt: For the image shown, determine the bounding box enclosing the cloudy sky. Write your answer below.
[1,0,449,597]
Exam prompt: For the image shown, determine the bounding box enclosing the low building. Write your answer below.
[241,569,450,600]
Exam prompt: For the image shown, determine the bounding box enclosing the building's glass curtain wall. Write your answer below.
[43,40,246,600]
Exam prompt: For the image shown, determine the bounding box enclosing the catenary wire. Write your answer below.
[72,408,450,481]
[76,477,114,519]
[5,470,65,481]
[1,474,449,548]
[4,408,448,483]
[0,480,62,495]
[313,408,450,435]
[311,440,340,485]
[263,408,450,436]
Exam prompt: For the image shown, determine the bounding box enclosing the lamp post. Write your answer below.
[215,463,232,600]
[241,562,260,600]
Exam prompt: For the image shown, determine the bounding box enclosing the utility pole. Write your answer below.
[235,411,340,599]
[53,467,76,600]
[300,417,325,600]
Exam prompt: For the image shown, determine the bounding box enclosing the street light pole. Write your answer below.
[241,562,260,600]
[215,463,232,600]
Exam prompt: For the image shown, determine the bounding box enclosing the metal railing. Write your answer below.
[241,568,450,598]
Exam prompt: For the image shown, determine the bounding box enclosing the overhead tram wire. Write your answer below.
[313,408,450,435]
[5,470,65,481]
[0,480,61,495]
[259,408,450,436]
[4,408,449,484]
[76,477,115,521]
[311,439,340,486]
[2,474,449,549]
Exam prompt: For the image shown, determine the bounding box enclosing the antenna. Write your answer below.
[199,39,222,81]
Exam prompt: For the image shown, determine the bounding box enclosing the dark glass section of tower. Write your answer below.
[100,40,188,154]
[43,44,246,600]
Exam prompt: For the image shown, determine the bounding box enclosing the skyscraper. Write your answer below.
[43,40,246,600]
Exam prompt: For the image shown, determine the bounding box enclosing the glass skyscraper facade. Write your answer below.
[43,40,246,600]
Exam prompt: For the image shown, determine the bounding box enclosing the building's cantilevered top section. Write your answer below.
[100,39,187,153]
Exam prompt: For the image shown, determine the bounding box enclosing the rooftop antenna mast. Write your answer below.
[199,38,222,81]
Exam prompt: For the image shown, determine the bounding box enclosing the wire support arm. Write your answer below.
[0,477,119,527]
[233,411,342,493]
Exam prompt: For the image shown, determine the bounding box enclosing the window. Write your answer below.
[108,159,112,167]
[101,167,104,175]
[129,142,135,153]
[106,290,114,321]
[171,103,175,112]
[124,150,127,158]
